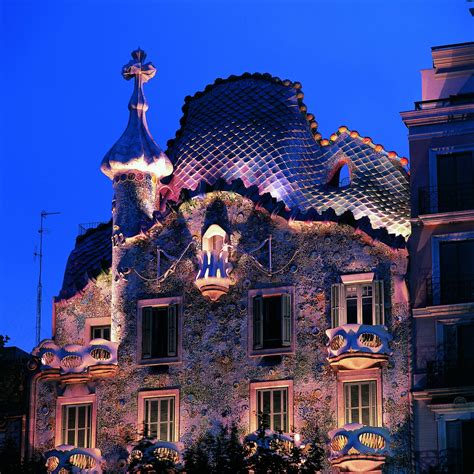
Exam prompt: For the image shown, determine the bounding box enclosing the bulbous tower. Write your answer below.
[101,48,173,238]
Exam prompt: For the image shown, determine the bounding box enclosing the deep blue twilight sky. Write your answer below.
[0,0,471,351]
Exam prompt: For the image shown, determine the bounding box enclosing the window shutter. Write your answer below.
[167,305,177,357]
[331,284,345,327]
[373,280,384,325]
[142,307,152,358]
[281,294,292,346]
[253,296,263,349]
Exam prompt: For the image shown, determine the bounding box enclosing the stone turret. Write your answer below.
[101,48,173,238]
[102,49,172,345]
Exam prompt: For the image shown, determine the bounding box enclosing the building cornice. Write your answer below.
[411,209,474,226]
[412,386,474,401]
[400,103,474,128]
[412,302,474,318]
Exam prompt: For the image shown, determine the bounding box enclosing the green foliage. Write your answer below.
[0,334,10,348]
[184,423,246,474]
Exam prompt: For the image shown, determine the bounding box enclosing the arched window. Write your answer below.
[329,163,351,188]
[202,224,227,253]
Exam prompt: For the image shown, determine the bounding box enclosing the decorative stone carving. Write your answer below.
[32,339,118,377]
[326,324,392,370]
[328,423,391,472]
[45,445,103,474]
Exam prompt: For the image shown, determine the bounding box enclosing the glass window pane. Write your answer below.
[160,422,168,441]
[78,406,86,428]
[273,390,281,414]
[273,414,282,431]
[160,399,169,422]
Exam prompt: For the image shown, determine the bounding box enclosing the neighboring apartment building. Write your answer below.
[29,49,412,473]
[401,42,474,473]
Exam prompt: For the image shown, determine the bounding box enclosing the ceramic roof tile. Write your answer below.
[166,74,410,238]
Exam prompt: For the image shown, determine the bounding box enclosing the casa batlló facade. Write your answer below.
[29,49,412,473]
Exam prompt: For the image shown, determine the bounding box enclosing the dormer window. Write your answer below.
[331,273,384,327]
[329,162,351,188]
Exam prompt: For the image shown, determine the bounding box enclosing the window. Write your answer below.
[445,419,474,473]
[248,287,294,355]
[328,162,351,188]
[137,297,181,364]
[343,381,377,426]
[439,240,474,304]
[144,397,175,441]
[61,403,93,448]
[256,387,288,432]
[142,305,177,359]
[436,151,474,213]
[137,390,179,442]
[91,325,110,340]
[249,381,294,433]
[331,274,384,327]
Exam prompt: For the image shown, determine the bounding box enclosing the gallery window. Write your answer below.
[248,287,294,356]
[249,380,294,433]
[331,273,384,327]
[138,390,179,442]
[343,380,377,426]
[137,297,182,364]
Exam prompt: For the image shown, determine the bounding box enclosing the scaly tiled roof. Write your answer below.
[166,74,410,238]
[57,221,112,300]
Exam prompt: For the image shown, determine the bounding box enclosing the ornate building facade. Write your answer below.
[29,49,412,473]
[402,42,474,473]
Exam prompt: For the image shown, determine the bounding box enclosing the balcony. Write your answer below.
[128,440,182,470]
[325,324,392,370]
[328,423,391,472]
[426,277,474,306]
[45,445,103,473]
[418,184,474,215]
[195,249,233,301]
[32,339,118,380]
[425,359,474,389]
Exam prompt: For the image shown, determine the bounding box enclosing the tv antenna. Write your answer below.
[34,210,60,345]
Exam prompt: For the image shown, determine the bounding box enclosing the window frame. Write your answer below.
[331,273,385,327]
[337,368,382,428]
[248,286,295,357]
[137,389,180,442]
[343,380,378,426]
[249,380,294,433]
[55,394,97,448]
[84,316,112,343]
[137,297,182,365]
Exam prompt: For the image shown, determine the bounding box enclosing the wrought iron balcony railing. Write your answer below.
[328,423,391,472]
[32,339,118,377]
[426,277,474,306]
[45,445,103,474]
[425,359,474,389]
[418,184,474,215]
[326,324,392,370]
[415,449,465,474]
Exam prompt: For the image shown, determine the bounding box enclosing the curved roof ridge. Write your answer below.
[166,72,320,153]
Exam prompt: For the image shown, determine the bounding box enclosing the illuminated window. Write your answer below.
[343,381,377,426]
[61,403,93,448]
[249,380,294,433]
[256,387,288,432]
[331,274,384,327]
[138,389,179,442]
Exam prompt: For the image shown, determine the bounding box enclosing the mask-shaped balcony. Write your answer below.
[128,440,183,470]
[325,324,392,370]
[328,423,391,472]
[195,224,233,301]
[45,445,103,474]
[32,339,118,380]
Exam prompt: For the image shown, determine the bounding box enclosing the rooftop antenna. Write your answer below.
[34,210,60,345]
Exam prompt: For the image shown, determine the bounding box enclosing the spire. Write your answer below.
[101,48,173,179]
